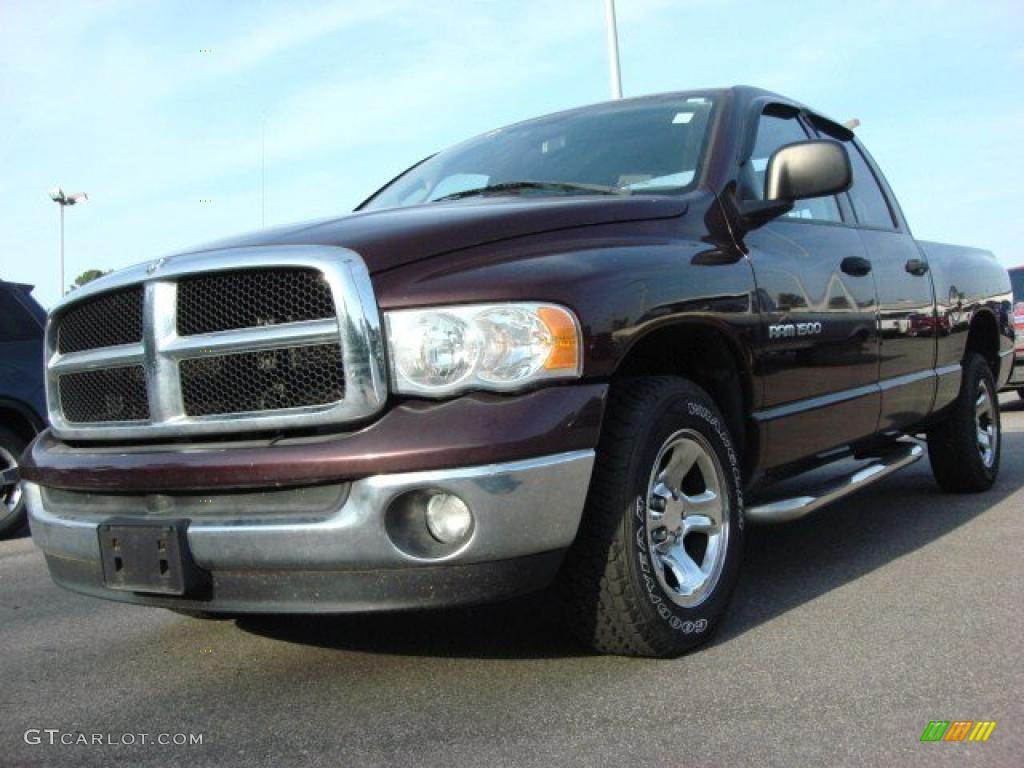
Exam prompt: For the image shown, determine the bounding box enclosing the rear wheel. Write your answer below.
[559,376,744,657]
[928,353,1000,492]
[0,426,29,539]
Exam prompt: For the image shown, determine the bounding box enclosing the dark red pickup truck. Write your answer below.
[23,86,1013,657]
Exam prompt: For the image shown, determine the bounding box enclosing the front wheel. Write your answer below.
[928,353,1000,492]
[559,376,744,657]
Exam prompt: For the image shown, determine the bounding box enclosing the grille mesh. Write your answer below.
[177,269,335,336]
[57,287,144,354]
[59,366,150,423]
[179,343,345,417]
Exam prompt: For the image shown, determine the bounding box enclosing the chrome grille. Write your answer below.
[177,268,335,335]
[58,366,149,423]
[180,343,344,416]
[57,286,143,353]
[45,247,387,440]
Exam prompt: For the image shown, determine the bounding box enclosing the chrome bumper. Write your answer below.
[28,450,594,612]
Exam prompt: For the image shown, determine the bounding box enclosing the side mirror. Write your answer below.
[737,139,852,230]
[765,139,852,201]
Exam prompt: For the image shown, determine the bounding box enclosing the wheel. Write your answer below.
[559,376,744,657]
[0,425,30,539]
[928,353,1001,492]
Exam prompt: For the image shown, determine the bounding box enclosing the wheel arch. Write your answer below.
[0,398,44,444]
[611,320,757,477]
[964,307,1000,374]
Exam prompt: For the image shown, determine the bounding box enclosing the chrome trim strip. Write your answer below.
[146,280,182,423]
[45,246,388,440]
[163,319,340,357]
[26,449,595,569]
[745,439,923,524]
[877,368,935,391]
[49,344,145,373]
[752,381,877,423]
[753,365,965,423]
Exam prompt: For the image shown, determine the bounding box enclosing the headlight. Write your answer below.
[384,302,582,396]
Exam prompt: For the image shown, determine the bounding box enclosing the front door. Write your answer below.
[742,110,880,468]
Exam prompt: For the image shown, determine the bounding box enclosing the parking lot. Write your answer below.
[1,397,1021,768]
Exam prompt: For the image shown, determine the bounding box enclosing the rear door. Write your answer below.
[838,138,938,430]
[743,109,880,468]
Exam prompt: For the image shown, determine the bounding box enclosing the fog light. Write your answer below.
[424,493,473,544]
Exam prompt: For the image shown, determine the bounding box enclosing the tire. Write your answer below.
[928,353,1001,492]
[1017,388,1024,401]
[0,425,29,539]
[559,376,744,657]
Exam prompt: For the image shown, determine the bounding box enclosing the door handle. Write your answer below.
[905,258,930,276]
[841,256,872,276]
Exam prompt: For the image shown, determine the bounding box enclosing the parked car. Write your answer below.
[1000,265,1024,397]
[0,280,47,537]
[22,86,1013,656]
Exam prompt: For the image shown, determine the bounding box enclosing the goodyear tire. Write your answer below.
[560,376,744,657]
[928,353,1000,492]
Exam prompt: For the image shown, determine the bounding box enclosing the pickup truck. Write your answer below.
[22,86,1013,657]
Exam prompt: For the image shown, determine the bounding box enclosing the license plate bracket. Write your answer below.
[98,520,206,596]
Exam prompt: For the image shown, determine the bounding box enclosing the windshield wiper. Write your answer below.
[432,180,629,202]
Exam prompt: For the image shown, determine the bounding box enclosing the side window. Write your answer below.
[744,113,842,223]
[845,142,896,229]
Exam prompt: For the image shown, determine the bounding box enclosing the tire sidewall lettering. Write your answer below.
[631,396,741,636]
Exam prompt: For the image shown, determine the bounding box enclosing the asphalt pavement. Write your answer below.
[2,398,1022,767]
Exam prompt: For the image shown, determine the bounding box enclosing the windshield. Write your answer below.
[361,94,716,211]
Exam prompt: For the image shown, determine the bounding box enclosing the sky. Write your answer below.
[1,0,1022,308]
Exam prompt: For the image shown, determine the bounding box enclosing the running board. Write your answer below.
[745,440,924,524]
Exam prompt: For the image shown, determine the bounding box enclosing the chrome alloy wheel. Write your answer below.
[0,444,22,517]
[645,429,729,608]
[975,380,998,468]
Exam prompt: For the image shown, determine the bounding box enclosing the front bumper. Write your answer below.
[28,450,594,612]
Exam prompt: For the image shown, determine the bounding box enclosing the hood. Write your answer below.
[184,195,688,274]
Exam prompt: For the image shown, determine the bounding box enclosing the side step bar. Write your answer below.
[746,440,924,524]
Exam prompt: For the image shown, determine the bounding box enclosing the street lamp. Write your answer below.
[48,187,88,297]
[604,0,623,99]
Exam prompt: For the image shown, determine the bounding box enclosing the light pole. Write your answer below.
[48,187,88,296]
[604,0,623,99]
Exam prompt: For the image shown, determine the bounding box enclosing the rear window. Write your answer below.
[846,142,896,229]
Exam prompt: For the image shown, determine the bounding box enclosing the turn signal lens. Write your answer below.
[538,306,580,371]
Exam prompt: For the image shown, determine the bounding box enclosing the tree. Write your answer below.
[70,269,110,291]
